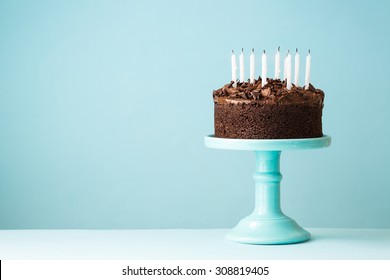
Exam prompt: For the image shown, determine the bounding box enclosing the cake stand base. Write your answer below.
[205,135,331,245]
[226,214,310,245]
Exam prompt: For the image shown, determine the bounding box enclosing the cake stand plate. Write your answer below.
[205,135,331,245]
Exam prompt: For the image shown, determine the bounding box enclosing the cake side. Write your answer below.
[213,78,324,139]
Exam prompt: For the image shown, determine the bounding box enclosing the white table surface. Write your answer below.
[0,228,389,259]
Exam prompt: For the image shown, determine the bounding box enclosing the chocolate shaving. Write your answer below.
[261,88,271,97]
[308,83,316,91]
[250,91,261,100]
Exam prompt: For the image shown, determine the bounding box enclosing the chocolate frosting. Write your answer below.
[213,78,324,106]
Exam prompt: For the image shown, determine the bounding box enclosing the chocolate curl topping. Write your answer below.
[213,78,324,103]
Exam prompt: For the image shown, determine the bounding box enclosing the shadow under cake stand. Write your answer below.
[204,135,331,245]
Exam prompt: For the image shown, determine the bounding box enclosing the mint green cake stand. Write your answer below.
[204,135,331,245]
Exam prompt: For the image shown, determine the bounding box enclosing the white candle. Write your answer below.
[283,53,288,81]
[305,50,311,90]
[231,50,237,87]
[294,48,300,86]
[250,48,255,84]
[287,51,292,90]
[262,50,267,87]
[275,46,280,79]
[239,48,244,83]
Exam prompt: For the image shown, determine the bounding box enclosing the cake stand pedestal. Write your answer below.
[204,135,331,245]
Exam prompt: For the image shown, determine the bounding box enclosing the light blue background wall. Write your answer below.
[0,0,389,229]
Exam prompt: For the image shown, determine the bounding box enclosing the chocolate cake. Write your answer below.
[213,78,324,139]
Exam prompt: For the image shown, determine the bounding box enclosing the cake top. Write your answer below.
[213,78,324,106]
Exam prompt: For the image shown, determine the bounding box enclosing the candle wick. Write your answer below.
[308,49,311,54]
[296,48,298,53]
[232,50,234,54]
[278,46,280,52]
[263,49,265,54]
[252,48,254,53]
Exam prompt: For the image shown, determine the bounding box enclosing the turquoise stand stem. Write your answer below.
[253,151,283,219]
[204,135,331,245]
